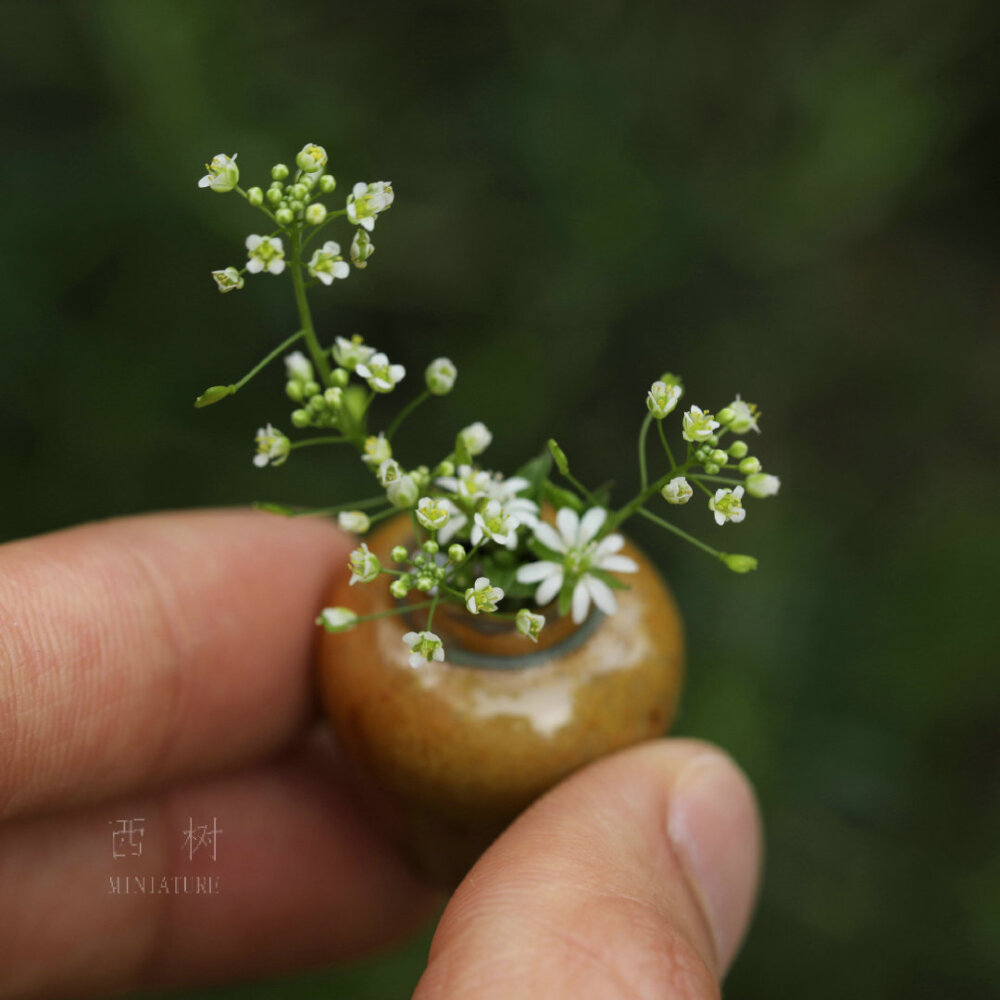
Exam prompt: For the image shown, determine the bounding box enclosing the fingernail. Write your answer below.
[667,751,762,973]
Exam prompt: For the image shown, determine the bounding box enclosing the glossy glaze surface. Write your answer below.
[318,515,684,885]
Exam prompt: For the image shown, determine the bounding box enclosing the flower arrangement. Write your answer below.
[195,143,781,666]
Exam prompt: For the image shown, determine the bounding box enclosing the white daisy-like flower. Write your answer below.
[402,630,444,668]
[253,423,290,468]
[316,607,358,632]
[346,181,394,231]
[245,235,286,275]
[332,335,376,371]
[647,380,682,419]
[356,352,405,394]
[416,497,451,531]
[516,608,546,643]
[465,577,504,615]
[744,473,780,498]
[709,486,746,525]
[681,405,719,443]
[198,153,239,192]
[348,542,381,585]
[308,241,350,286]
[211,267,244,293]
[337,510,370,533]
[661,477,693,505]
[471,499,520,548]
[516,507,639,624]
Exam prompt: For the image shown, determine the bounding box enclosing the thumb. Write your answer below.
[414,739,762,999]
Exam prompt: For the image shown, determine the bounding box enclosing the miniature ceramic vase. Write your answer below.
[318,514,684,887]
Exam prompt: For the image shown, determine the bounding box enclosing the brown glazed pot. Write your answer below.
[318,514,684,887]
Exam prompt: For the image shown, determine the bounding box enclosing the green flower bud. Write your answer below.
[318,174,336,193]
[388,474,419,508]
[303,380,320,398]
[275,207,294,225]
[728,440,748,459]
[548,438,570,476]
[717,406,736,425]
[247,186,264,207]
[710,449,728,466]
[391,545,409,563]
[305,203,327,225]
[738,456,761,475]
[285,380,304,403]
[422,539,440,555]
[435,460,456,478]
[271,163,289,180]
[288,183,306,200]
[389,578,410,599]
[707,434,720,446]
[291,408,310,428]
[288,200,304,214]
[745,473,780,498]
[425,357,457,395]
[414,574,436,592]
[330,367,350,388]
[412,553,427,568]
[194,384,234,408]
[265,187,283,206]
[721,553,758,574]
[316,607,358,632]
[704,462,721,475]
[447,543,466,563]
[695,445,712,463]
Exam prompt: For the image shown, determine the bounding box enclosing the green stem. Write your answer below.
[638,412,654,489]
[288,435,348,450]
[637,507,722,560]
[302,208,349,249]
[235,184,279,225]
[425,594,441,632]
[691,474,743,487]
[226,329,306,395]
[289,229,333,387]
[367,507,399,525]
[656,420,677,469]
[386,390,432,440]
[604,463,687,535]
[254,495,387,517]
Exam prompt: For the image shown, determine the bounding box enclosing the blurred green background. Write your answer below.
[2,0,998,996]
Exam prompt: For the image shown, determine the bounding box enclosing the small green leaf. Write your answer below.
[542,481,584,512]
[253,501,297,516]
[194,384,235,408]
[720,553,758,574]
[557,579,574,617]
[547,438,570,476]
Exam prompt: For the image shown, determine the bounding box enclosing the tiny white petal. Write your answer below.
[516,560,562,584]
[532,521,566,553]
[571,580,591,625]
[555,507,579,545]
[585,575,618,616]
[534,571,564,607]
[579,507,607,545]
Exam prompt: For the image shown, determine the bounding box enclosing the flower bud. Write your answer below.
[447,543,466,563]
[305,203,327,225]
[414,573,436,592]
[661,477,693,505]
[265,187,282,206]
[296,143,328,173]
[738,456,761,475]
[425,357,457,395]
[728,440,748,459]
[435,460,455,478]
[721,553,758,574]
[275,207,294,225]
[331,367,350,388]
[291,408,310,428]
[704,462,721,475]
[350,228,374,268]
[710,449,728,466]
[391,545,409,563]
[316,607,358,632]
[389,578,410,599]
[289,183,308,200]
[387,474,419,508]
[348,543,381,584]
[285,380,304,403]
[271,163,289,180]
[246,186,264,207]
[323,386,342,408]
[516,608,545,643]
[548,438,570,475]
[458,421,492,457]
[716,406,736,425]
[288,200,304,214]
[338,510,371,534]
[422,539,440,555]
[745,473,780,498]
[319,174,337,193]
[194,384,234,408]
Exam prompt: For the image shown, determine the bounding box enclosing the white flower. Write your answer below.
[465,577,504,615]
[350,229,374,268]
[402,630,444,668]
[245,235,285,275]
[661,477,693,505]
[472,499,520,548]
[437,464,492,500]
[681,406,719,443]
[198,153,239,192]
[337,510,371,533]
[516,608,546,643]
[647,380,682,419]
[361,433,392,467]
[436,468,539,545]
[284,351,313,382]
[516,507,638,624]
[376,458,402,486]
[307,241,350,286]
[709,486,746,525]
[744,473,780,498]
[253,423,290,468]
[296,143,328,172]
[211,267,244,293]
[332,335,376,371]
[348,542,381,585]
[425,357,457,395]
[317,607,358,632]
[356,351,405,393]
[459,421,492,457]
[416,496,451,531]
[346,181,394,232]
[727,395,761,434]
[387,474,418,508]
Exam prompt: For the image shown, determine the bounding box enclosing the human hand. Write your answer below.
[0,510,761,999]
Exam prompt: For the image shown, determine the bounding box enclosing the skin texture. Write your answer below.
[0,509,761,999]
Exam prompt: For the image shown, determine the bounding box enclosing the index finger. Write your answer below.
[0,509,349,821]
